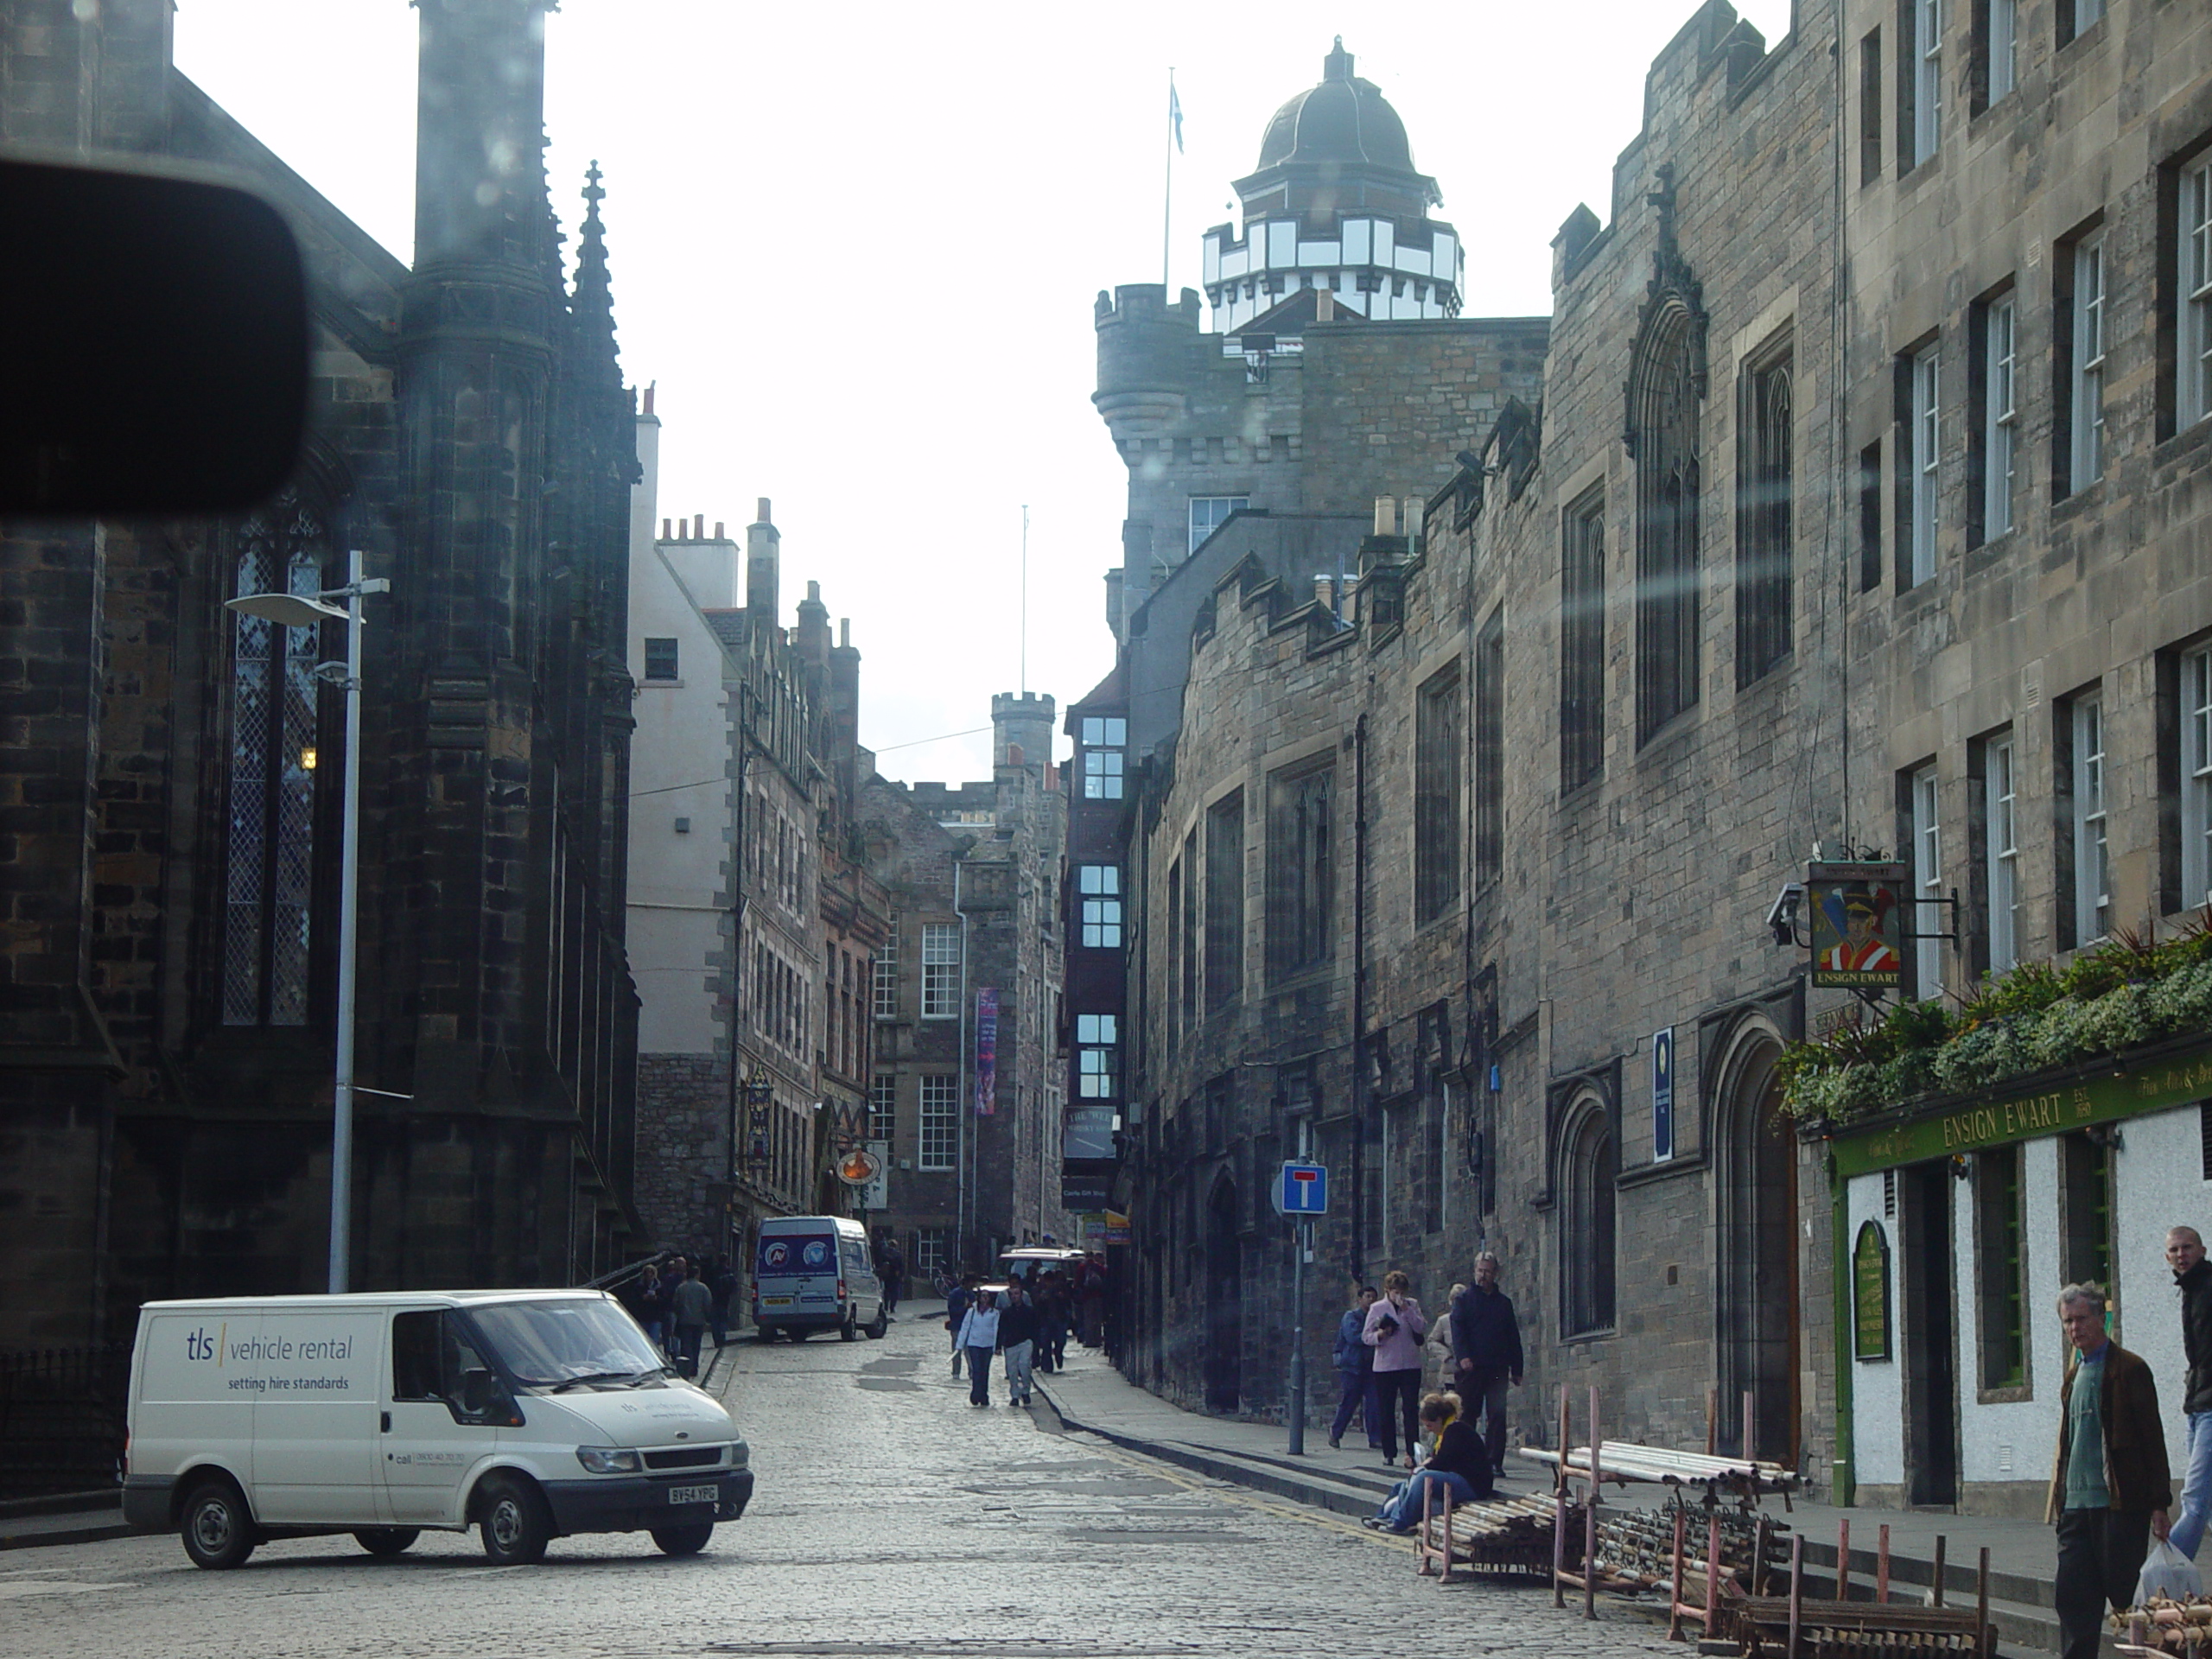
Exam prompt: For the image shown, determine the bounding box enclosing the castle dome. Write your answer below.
[1255,39,1417,176]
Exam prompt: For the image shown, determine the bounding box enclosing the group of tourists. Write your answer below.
[940,1260,1105,1408]
[1328,1252,1524,1535]
[1319,1230,2212,1639]
[615,1253,738,1377]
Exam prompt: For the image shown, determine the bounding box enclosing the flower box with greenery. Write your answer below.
[1777,910,2212,1129]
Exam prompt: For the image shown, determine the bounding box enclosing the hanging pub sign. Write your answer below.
[1852,1219,1892,1361]
[1807,861,1907,990]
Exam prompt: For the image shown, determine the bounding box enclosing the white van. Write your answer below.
[123,1289,753,1568]
[750,1215,886,1341]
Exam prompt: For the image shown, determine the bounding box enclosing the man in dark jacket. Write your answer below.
[2168,1227,2212,1557]
[998,1281,1041,1407]
[1451,1251,1524,1479]
[2051,1282,2172,1659]
[1329,1285,1380,1450]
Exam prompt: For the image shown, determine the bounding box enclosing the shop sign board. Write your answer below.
[1830,1038,2212,1179]
[1852,1220,1891,1362]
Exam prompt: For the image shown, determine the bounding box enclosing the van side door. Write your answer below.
[380,1310,505,1525]
[246,1308,384,1526]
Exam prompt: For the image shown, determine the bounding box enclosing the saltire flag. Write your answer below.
[1169,79,1184,152]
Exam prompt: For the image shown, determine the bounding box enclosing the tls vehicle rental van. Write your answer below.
[750,1215,885,1341]
[124,1289,752,1568]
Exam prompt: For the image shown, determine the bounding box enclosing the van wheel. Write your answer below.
[476,1474,551,1567]
[840,1309,859,1341]
[353,1528,419,1557]
[866,1306,888,1339]
[651,1522,714,1556]
[179,1476,256,1570]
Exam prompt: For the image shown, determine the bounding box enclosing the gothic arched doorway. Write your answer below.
[1712,1020,1799,1467]
[1204,1178,1242,1413]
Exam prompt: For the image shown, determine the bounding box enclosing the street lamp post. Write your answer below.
[226,550,388,1293]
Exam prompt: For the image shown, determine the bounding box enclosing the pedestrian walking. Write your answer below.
[946,1274,976,1376]
[1329,1284,1380,1451]
[998,1281,1039,1406]
[2050,1282,2172,1659]
[1035,1273,1071,1373]
[880,1240,906,1318]
[1452,1249,1525,1480]
[633,1262,667,1351]
[1424,1283,1465,1395]
[2167,1227,2212,1559]
[1363,1391,1497,1533]
[1078,1255,1108,1347]
[957,1291,1001,1407]
[708,1255,737,1348]
[1363,1269,1428,1470]
[670,1262,711,1377]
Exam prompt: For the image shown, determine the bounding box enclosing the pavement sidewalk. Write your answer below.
[0,1492,130,1551]
[1033,1351,2075,1653]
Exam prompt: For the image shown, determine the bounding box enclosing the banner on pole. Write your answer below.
[975,988,998,1116]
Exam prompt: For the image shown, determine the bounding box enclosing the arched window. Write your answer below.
[1630,302,1702,743]
[223,505,327,1027]
[1561,1098,1618,1337]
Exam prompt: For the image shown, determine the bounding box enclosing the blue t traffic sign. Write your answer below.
[1275,1161,1328,1216]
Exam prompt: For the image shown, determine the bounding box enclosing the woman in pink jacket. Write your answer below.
[1363,1270,1429,1469]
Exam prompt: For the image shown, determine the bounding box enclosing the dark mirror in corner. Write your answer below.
[0,152,308,516]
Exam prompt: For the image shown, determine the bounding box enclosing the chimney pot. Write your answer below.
[661,518,671,540]
[808,580,821,602]
[756,497,772,524]
[642,383,656,416]
[715,521,725,540]
[1373,497,1398,537]
[839,619,850,648]
[694,513,704,540]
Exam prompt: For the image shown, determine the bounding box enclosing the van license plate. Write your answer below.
[668,1484,717,1505]
[761,1296,791,1306]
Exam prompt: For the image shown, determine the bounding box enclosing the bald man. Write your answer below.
[2169,1226,2212,1557]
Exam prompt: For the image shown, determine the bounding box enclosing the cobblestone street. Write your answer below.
[0,1316,1693,1659]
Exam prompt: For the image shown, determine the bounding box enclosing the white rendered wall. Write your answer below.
[624,411,739,1058]
[1848,1104,2207,1497]
[1953,1134,2060,1487]
[1846,1171,1905,1487]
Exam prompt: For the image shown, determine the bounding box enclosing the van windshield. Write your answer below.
[757,1232,837,1277]
[467,1297,666,1388]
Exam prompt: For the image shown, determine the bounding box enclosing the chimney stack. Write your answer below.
[661,517,671,540]
[714,521,725,540]
[747,499,780,619]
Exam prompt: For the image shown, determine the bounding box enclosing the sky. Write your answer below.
[171,0,1796,784]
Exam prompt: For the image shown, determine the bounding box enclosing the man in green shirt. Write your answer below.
[2051,1284,2173,1659]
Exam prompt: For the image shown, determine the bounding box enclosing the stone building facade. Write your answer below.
[624,469,889,1295]
[1085,0,2212,1511]
[0,0,645,1346]
[861,696,1068,1281]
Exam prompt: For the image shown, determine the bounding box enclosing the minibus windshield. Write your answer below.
[469,1297,667,1388]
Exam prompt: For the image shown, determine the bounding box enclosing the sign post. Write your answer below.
[1274,1161,1328,1455]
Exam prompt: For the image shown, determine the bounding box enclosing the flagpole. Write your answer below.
[1162,67,1175,291]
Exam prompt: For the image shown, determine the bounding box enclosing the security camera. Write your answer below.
[1767,881,1806,946]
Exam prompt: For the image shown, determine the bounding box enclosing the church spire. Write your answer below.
[571,161,615,338]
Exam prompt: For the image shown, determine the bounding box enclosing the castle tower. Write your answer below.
[992,692,1057,772]
[1204,40,1462,332]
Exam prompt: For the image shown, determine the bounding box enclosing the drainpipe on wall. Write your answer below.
[1351,711,1369,1281]
[955,854,971,1268]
